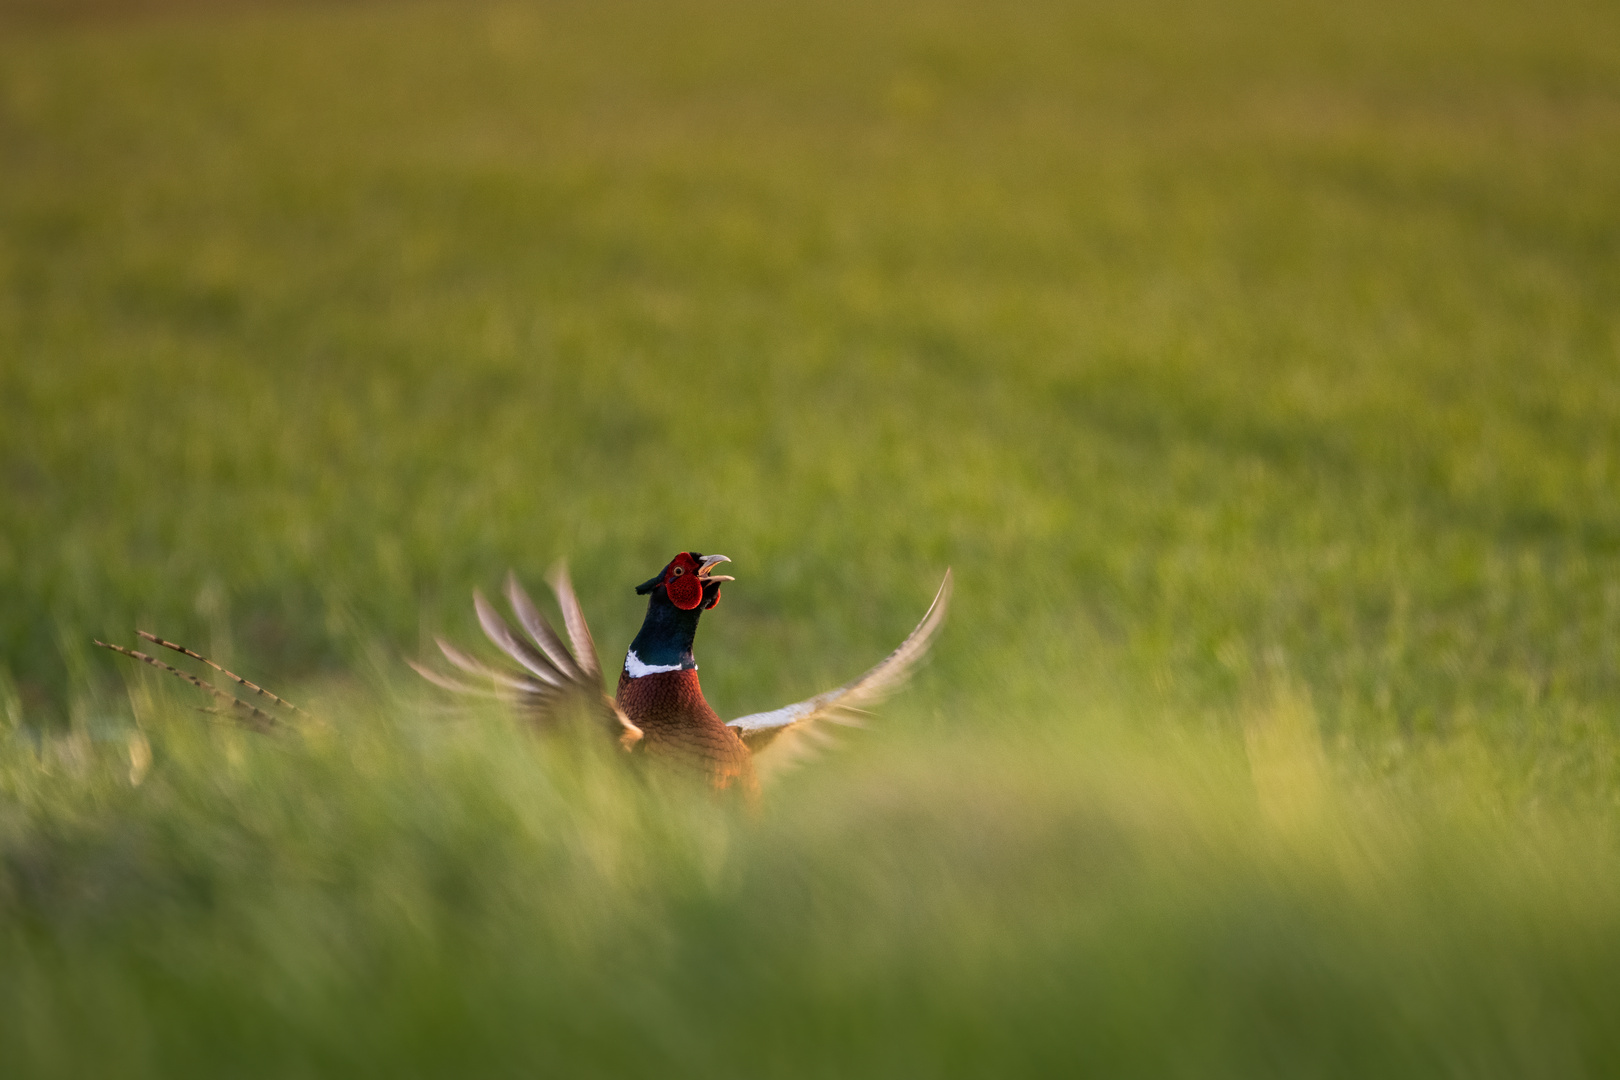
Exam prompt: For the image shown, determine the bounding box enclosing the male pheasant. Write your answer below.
[412,553,952,794]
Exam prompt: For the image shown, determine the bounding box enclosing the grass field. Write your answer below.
[4,0,1620,1074]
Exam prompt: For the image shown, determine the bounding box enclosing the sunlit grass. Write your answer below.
[4,681,1620,1076]
[3,0,1620,1072]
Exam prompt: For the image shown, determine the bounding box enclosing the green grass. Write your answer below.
[3,0,1620,1073]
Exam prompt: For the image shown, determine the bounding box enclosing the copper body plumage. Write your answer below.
[616,669,756,794]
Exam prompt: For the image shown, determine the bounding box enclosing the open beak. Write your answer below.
[698,554,735,582]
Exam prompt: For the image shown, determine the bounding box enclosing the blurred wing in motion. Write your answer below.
[727,569,952,779]
[412,567,643,750]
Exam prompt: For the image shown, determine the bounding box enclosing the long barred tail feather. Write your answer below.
[95,639,279,732]
[134,630,307,715]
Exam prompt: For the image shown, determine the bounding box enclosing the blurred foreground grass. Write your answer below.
[3,0,1620,1073]
[5,688,1620,1077]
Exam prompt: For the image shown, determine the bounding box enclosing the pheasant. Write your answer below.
[95,553,951,795]
[412,553,952,794]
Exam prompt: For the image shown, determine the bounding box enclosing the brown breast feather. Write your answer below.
[616,668,757,795]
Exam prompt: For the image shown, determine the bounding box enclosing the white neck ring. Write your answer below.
[623,649,688,679]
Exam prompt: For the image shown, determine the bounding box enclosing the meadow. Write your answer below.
[3,0,1620,1073]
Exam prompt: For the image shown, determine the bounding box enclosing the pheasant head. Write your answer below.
[626,552,734,675]
[634,551,733,611]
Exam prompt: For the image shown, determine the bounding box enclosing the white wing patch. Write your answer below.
[729,700,816,731]
[728,569,952,779]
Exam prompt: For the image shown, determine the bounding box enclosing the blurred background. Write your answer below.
[2,0,1619,1074]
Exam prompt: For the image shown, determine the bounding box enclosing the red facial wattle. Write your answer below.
[664,553,705,610]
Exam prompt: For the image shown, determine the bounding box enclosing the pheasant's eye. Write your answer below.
[671,566,684,576]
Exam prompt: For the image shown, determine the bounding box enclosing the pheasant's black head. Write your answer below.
[635,552,734,611]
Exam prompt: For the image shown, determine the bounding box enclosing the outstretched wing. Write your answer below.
[411,567,642,750]
[727,569,952,778]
